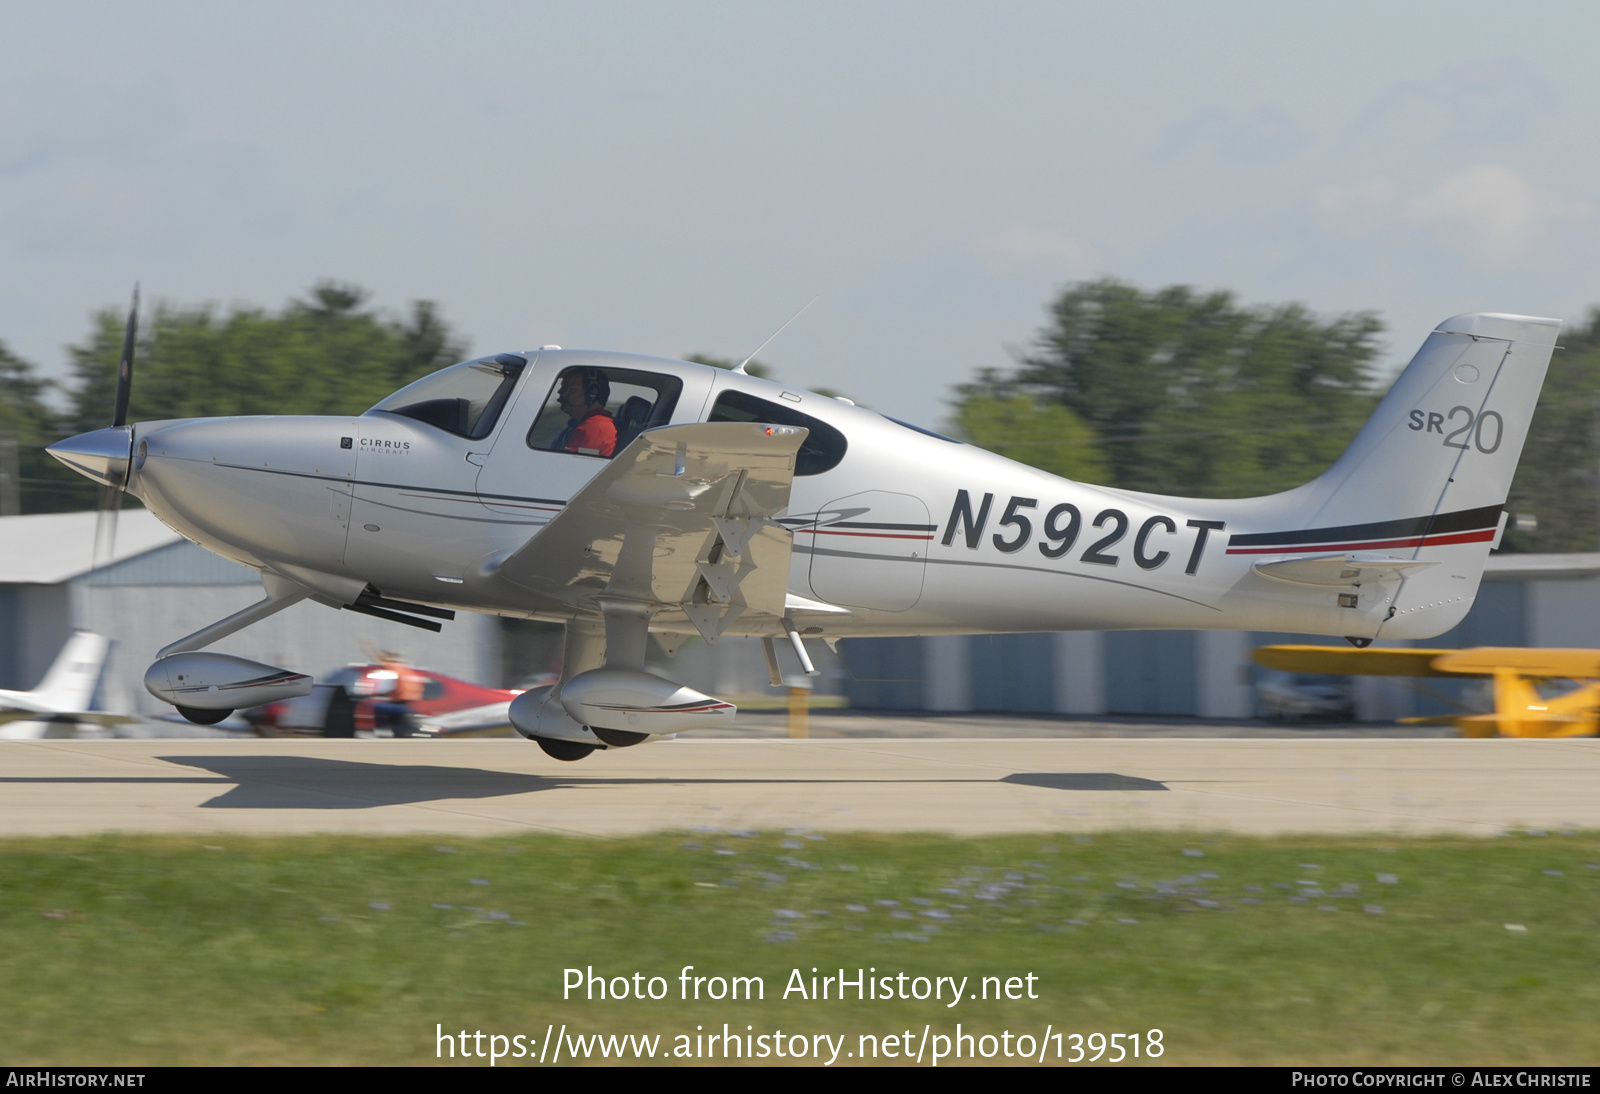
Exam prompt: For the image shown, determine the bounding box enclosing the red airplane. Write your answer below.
[247,664,527,738]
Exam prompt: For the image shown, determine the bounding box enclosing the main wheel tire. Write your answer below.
[593,727,649,748]
[534,736,595,762]
[176,705,232,726]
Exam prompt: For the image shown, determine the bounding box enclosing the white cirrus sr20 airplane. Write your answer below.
[47,308,1558,760]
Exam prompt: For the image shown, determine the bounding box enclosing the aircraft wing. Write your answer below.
[1253,554,1435,587]
[0,694,58,719]
[1256,644,1600,680]
[414,702,515,737]
[0,706,139,727]
[495,422,807,635]
[1254,645,1459,677]
[1430,648,1600,679]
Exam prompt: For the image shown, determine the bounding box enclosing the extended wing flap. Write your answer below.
[495,422,807,620]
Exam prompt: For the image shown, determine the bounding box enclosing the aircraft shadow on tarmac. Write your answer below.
[133,756,1170,810]
[159,755,562,809]
[1002,773,1168,792]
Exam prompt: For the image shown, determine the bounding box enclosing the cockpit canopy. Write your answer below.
[367,353,526,439]
[366,351,852,475]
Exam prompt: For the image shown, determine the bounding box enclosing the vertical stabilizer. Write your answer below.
[29,632,110,711]
[1297,312,1559,530]
[1239,313,1560,639]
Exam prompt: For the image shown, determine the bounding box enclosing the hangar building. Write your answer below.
[835,554,1600,721]
[0,511,502,716]
[0,512,1594,723]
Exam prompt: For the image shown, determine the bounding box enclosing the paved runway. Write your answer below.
[3,735,1598,837]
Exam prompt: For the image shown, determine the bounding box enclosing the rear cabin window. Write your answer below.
[708,390,848,476]
[526,366,683,459]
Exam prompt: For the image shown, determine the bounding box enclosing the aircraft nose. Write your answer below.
[47,426,133,488]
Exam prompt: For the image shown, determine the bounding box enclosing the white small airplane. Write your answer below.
[0,631,132,739]
[47,304,1560,760]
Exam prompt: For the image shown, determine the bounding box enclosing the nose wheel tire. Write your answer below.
[175,705,233,726]
[534,736,595,761]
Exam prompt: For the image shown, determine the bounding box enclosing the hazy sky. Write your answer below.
[6,1,1600,428]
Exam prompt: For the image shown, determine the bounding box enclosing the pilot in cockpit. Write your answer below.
[551,368,617,458]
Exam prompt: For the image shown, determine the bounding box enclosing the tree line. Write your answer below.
[2,276,1597,552]
[953,279,1383,498]
[952,278,1600,553]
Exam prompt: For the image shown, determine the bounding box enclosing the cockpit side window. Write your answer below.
[708,390,848,475]
[368,354,527,440]
[526,366,683,459]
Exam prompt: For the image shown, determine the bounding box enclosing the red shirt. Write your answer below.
[565,410,617,457]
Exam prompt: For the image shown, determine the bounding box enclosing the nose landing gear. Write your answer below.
[175,705,233,726]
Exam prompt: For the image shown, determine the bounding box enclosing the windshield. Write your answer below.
[368,354,527,439]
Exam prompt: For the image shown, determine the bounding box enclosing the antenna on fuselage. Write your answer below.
[734,295,818,375]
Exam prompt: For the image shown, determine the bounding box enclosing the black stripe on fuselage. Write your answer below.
[211,462,568,507]
[348,493,551,527]
[1226,503,1503,549]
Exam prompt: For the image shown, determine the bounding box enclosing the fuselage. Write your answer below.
[110,347,1502,643]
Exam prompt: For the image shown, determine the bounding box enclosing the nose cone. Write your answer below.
[47,426,133,488]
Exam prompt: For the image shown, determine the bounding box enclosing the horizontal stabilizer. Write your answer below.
[1253,554,1435,588]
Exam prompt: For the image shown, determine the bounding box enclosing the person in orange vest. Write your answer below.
[550,369,617,458]
[373,654,425,737]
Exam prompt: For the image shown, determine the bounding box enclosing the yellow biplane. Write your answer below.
[1253,646,1600,738]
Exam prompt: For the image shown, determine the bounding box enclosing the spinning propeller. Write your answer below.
[90,285,139,572]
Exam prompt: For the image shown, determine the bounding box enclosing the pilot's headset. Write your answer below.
[578,368,610,410]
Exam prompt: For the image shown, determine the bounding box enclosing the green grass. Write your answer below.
[2,831,1598,1065]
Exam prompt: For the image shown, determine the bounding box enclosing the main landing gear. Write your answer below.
[532,737,595,762]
